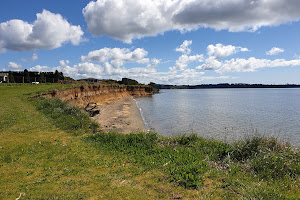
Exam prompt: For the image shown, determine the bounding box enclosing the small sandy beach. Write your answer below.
[93,96,147,133]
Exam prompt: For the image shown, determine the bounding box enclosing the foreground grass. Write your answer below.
[0,84,299,199]
[85,132,299,199]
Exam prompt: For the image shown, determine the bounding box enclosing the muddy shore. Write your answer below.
[93,96,147,133]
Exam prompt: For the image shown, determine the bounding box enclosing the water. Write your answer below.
[135,89,300,145]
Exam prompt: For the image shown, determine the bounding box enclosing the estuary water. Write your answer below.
[135,89,300,145]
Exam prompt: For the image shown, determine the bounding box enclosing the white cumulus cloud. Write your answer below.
[22,53,38,62]
[266,47,285,55]
[170,54,204,71]
[0,10,84,52]
[7,62,22,69]
[81,47,149,68]
[207,43,248,59]
[59,60,70,67]
[83,0,177,43]
[56,60,79,77]
[216,57,300,73]
[197,56,222,70]
[192,43,300,74]
[29,65,50,72]
[147,58,160,68]
[176,40,192,54]
[83,0,300,43]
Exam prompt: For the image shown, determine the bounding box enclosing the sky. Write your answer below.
[1,0,300,85]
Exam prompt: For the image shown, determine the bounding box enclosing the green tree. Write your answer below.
[8,71,15,83]
[59,72,64,80]
[148,82,159,93]
[148,82,156,88]
[24,69,30,83]
[39,72,45,83]
[119,78,139,85]
[54,70,60,83]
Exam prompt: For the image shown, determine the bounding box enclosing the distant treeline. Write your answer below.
[95,78,159,93]
[157,83,300,89]
[1,69,65,83]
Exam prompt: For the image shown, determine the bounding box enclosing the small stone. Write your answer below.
[171,193,184,199]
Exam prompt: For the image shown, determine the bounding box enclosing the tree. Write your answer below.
[148,82,156,88]
[54,70,64,83]
[8,71,15,83]
[119,78,139,85]
[59,72,64,80]
[148,82,159,93]
[39,72,45,83]
[24,69,30,83]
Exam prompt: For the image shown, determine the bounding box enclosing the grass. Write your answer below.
[85,132,300,199]
[84,133,230,189]
[0,84,299,199]
[34,97,99,136]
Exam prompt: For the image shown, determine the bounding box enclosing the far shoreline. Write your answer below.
[157,83,300,89]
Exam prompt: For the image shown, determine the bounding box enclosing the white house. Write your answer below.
[0,72,8,83]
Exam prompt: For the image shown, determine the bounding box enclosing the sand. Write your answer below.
[93,96,147,133]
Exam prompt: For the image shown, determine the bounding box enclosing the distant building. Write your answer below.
[0,72,8,83]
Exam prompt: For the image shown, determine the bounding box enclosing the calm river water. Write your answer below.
[135,89,300,145]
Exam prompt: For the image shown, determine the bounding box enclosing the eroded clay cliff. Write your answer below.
[44,85,154,107]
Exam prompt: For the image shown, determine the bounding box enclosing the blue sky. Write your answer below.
[1,0,300,84]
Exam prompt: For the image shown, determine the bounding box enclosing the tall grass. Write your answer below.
[34,97,99,135]
[230,136,299,179]
[85,132,299,195]
[85,132,231,189]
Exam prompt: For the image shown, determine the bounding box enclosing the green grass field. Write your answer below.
[0,84,299,199]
